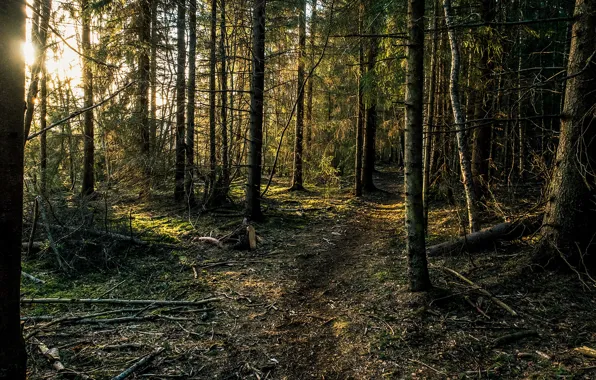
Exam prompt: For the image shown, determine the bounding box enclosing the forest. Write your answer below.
[0,0,595,378]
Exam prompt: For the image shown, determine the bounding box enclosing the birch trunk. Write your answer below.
[443,0,479,232]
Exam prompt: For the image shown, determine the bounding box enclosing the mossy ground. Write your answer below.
[22,167,596,379]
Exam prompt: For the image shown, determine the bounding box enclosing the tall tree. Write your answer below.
[354,0,364,197]
[246,0,267,221]
[81,0,95,196]
[138,0,151,184]
[443,0,479,232]
[290,0,307,191]
[0,1,27,377]
[405,0,431,291]
[219,0,230,197]
[305,0,317,151]
[536,0,596,268]
[24,0,51,141]
[208,0,218,201]
[185,0,197,206]
[174,0,186,202]
[362,29,380,192]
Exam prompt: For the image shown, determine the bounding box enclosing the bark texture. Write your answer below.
[81,0,95,196]
[0,1,27,377]
[174,0,186,202]
[185,0,197,206]
[405,0,431,291]
[537,0,596,268]
[290,0,307,191]
[443,0,479,232]
[246,0,267,221]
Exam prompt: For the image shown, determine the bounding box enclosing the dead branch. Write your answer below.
[31,337,66,371]
[21,297,221,307]
[575,346,596,358]
[427,216,541,256]
[196,236,224,248]
[22,271,45,284]
[437,266,518,316]
[111,346,165,380]
[37,196,68,270]
[27,198,40,256]
[493,330,539,346]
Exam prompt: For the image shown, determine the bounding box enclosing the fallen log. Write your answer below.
[21,297,221,307]
[427,216,541,256]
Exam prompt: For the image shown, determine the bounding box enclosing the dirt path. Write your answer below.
[222,170,408,379]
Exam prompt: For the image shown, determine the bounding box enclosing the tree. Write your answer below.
[536,0,596,269]
[185,0,197,206]
[443,0,479,232]
[81,0,95,196]
[208,0,217,202]
[290,0,307,191]
[362,30,380,193]
[354,0,364,197]
[137,0,151,185]
[0,1,27,377]
[405,0,431,291]
[174,0,186,202]
[246,0,267,221]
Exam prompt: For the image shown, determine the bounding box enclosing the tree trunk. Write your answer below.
[423,0,438,231]
[185,0,197,206]
[0,1,27,377]
[443,0,479,232]
[290,0,307,191]
[246,0,267,221]
[149,0,158,159]
[40,65,48,194]
[362,29,379,192]
[405,0,431,291]
[138,0,151,186]
[24,0,51,141]
[174,0,186,202]
[305,0,317,152]
[81,0,95,197]
[220,0,230,198]
[536,0,596,269]
[207,0,218,203]
[354,0,364,197]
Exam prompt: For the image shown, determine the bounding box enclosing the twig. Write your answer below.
[21,297,221,307]
[36,196,68,270]
[31,337,66,372]
[493,330,539,346]
[27,198,40,256]
[111,347,165,380]
[408,358,447,376]
[437,266,518,316]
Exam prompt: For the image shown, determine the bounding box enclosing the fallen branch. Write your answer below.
[27,199,40,256]
[427,216,541,256]
[37,196,68,270]
[21,297,221,307]
[196,237,224,248]
[22,271,45,284]
[437,266,518,316]
[493,330,538,346]
[575,346,596,359]
[111,346,165,380]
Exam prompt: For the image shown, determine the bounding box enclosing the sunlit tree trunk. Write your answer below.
[0,1,27,377]
[185,0,197,206]
[81,0,95,196]
[246,0,267,221]
[149,0,158,159]
[536,0,596,268]
[443,0,479,232]
[40,65,48,194]
[290,0,306,191]
[174,0,186,202]
[405,0,431,292]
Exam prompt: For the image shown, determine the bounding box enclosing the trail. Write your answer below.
[257,170,406,378]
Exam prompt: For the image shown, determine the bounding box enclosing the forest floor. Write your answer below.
[22,167,596,379]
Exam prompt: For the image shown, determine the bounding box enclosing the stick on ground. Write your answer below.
[111,347,165,380]
[21,297,221,307]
